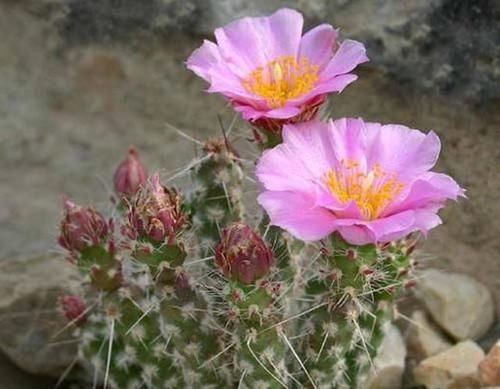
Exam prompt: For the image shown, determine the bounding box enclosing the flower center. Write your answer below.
[242,56,319,108]
[325,160,404,220]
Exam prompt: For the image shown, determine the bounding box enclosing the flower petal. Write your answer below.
[313,73,358,94]
[365,211,416,242]
[336,224,376,245]
[384,172,464,215]
[187,40,256,99]
[186,39,221,81]
[258,190,336,241]
[413,207,443,235]
[214,8,303,78]
[288,74,358,107]
[316,190,365,219]
[298,24,337,69]
[256,144,316,192]
[328,118,368,170]
[233,103,301,121]
[335,211,415,244]
[365,124,441,179]
[322,39,369,79]
[281,120,339,177]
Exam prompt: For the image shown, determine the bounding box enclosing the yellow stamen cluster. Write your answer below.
[326,160,404,220]
[243,56,319,108]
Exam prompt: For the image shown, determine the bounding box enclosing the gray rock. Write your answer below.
[320,0,500,101]
[366,324,406,389]
[0,352,56,389]
[414,340,484,389]
[24,0,500,102]
[0,254,79,377]
[415,269,495,341]
[405,309,453,361]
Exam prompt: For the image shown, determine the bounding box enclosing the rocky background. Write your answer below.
[0,0,499,387]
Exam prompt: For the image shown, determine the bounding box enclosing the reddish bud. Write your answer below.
[215,223,274,284]
[346,248,358,261]
[59,295,87,325]
[113,147,148,198]
[128,174,185,243]
[58,197,108,253]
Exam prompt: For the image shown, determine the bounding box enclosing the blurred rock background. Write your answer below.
[0,0,499,387]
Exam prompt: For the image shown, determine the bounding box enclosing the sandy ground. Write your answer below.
[0,3,499,383]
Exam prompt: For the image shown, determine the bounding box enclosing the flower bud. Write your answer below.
[215,223,274,284]
[128,174,185,243]
[113,146,147,197]
[58,197,108,253]
[59,295,87,325]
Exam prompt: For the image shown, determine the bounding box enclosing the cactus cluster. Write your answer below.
[55,8,463,388]
[58,135,415,389]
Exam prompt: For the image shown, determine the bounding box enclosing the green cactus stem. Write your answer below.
[79,236,229,388]
[300,235,415,388]
[187,138,245,254]
[223,280,289,389]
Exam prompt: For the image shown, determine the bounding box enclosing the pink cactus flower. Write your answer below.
[256,119,465,245]
[186,8,368,126]
[215,223,274,284]
[113,146,148,198]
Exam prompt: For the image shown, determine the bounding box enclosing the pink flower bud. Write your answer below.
[58,197,108,253]
[215,223,274,284]
[59,295,87,324]
[113,147,147,197]
[128,174,186,243]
